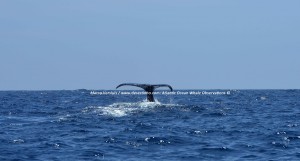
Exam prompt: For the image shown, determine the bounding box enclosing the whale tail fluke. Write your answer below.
[116,83,173,102]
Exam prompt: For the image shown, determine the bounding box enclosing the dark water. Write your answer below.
[0,90,300,161]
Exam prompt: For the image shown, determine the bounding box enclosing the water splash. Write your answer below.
[82,100,180,117]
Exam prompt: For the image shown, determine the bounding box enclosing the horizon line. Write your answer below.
[0,88,299,91]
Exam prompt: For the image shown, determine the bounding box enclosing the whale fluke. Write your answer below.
[116,83,173,102]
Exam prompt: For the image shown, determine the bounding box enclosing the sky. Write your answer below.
[0,0,299,90]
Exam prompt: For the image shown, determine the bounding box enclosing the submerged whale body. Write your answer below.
[116,83,173,102]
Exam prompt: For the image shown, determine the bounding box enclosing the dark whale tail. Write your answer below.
[116,83,173,102]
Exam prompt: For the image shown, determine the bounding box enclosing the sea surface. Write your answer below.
[0,90,300,161]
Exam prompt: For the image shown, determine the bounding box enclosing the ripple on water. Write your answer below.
[1,90,300,161]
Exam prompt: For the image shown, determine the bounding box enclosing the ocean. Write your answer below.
[0,90,299,161]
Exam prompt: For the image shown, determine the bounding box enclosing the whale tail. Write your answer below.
[116,83,173,102]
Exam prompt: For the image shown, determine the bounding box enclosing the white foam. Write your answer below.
[83,100,180,117]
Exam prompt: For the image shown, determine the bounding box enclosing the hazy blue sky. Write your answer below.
[0,0,299,90]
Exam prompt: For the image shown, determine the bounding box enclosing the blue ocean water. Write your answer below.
[0,90,300,161]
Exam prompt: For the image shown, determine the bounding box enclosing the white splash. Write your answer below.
[82,100,179,117]
[260,96,267,100]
